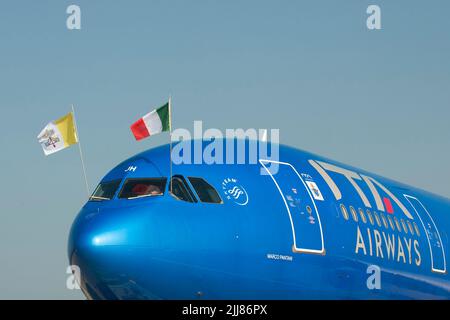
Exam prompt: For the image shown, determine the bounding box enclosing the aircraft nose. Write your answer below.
[68,209,129,299]
[69,206,131,257]
[68,203,169,299]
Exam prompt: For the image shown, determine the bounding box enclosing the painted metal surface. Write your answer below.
[68,140,450,299]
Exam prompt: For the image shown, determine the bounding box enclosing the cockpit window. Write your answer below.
[170,175,196,203]
[188,177,222,204]
[90,180,122,201]
[119,178,167,199]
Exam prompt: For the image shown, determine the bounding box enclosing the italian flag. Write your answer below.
[130,102,171,141]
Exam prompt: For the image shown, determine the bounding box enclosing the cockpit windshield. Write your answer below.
[119,178,167,199]
[90,180,122,201]
[188,177,222,204]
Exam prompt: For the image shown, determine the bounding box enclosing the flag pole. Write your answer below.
[168,97,173,193]
[71,104,90,198]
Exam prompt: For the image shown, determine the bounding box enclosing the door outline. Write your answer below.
[260,159,325,255]
[404,194,446,274]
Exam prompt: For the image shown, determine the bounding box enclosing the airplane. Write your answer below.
[68,138,450,299]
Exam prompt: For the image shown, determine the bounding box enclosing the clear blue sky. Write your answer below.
[0,0,449,299]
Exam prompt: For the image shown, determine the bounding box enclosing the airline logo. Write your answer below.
[308,159,425,268]
[222,178,249,206]
[383,197,394,214]
[308,160,413,220]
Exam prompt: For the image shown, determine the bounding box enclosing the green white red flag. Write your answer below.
[130,102,171,141]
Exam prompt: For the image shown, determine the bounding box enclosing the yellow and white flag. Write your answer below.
[37,112,78,156]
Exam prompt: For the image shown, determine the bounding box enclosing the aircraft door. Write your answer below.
[404,195,446,274]
[260,160,325,255]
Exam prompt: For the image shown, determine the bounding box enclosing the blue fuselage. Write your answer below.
[68,140,450,299]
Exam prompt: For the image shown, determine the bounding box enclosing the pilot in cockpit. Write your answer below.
[132,183,162,196]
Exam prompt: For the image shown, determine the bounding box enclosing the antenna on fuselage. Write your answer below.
[261,129,268,142]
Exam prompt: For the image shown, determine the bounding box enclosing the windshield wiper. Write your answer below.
[127,193,162,200]
[90,196,110,201]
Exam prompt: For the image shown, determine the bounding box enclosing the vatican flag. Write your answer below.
[37,112,78,156]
